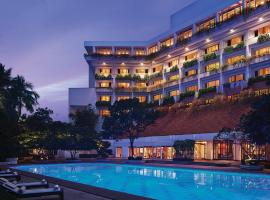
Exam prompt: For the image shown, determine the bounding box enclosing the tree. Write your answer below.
[238,95,270,145]
[173,140,195,160]
[61,105,99,159]
[102,98,158,158]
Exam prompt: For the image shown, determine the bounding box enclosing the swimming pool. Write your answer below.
[13,163,270,200]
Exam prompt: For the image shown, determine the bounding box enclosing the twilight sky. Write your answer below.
[0,0,195,121]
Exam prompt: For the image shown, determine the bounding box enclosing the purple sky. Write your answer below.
[0,0,194,121]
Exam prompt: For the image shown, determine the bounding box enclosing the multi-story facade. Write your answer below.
[69,0,270,160]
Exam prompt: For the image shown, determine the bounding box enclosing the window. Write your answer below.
[227,55,245,65]
[227,36,243,47]
[177,29,192,41]
[117,82,130,88]
[255,47,270,57]
[99,109,110,117]
[161,37,174,47]
[259,67,270,76]
[229,74,244,83]
[152,65,163,73]
[153,94,162,101]
[205,62,220,72]
[100,96,111,102]
[117,96,129,101]
[99,82,111,88]
[186,69,197,76]
[98,68,111,76]
[197,18,215,32]
[137,96,147,103]
[219,6,241,22]
[249,0,269,8]
[153,79,163,86]
[96,47,112,55]
[134,48,145,56]
[136,68,147,74]
[168,59,179,67]
[115,47,130,55]
[118,68,129,75]
[169,75,179,81]
[185,52,197,61]
[205,80,220,88]
[186,85,198,92]
[135,82,147,88]
[148,45,158,54]
[170,90,179,97]
[115,147,122,158]
[205,44,219,54]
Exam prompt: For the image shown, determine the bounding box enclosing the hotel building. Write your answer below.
[69,0,270,161]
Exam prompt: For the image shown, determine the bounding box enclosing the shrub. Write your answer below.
[149,72,162,79]
[223,82,231,88]
[179,91,195,100]
[183,59,198,68]
[198,87,216,97]
[95,74,112,80]
[128,156,143,160]
[203,53,217,62]
[248,75,270,86]
[116,74,133,80]
[224,42,244,54]
[257,34,270,44]
[162,96,175,106]
[173,140,195,160]
[79,154,98,158]
[169,66,179,73]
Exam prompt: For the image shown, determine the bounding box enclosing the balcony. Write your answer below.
[164,80,179,88]
[181,75,198,82]
[95,101,111,107]
[132,87,148,93]
[183,59,198,69]
[115,87,133,93]
[222,60,247,72]
[96,87,113,93]
[200,69,220,78]
[95,74,112,80]
[224,42,245,55]
[148,84,164,92]
[250,54,270,65]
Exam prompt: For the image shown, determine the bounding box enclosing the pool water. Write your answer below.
[13,163,270,200]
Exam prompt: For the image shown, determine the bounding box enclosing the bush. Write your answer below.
[257,34,270,44]
[162,96,175,106]
[224,42,244,54]
[169,66,179,73]
[203,53,217,62]
[198,87,216,97]
[248,75,270,87]
[179,91,195,100]
[173,140,195,160]
[128,156,143,160]
[95,74,112,80]
[95,101,111,107]
[183,59,198,68]
[223,82,231,88]
[0,188,16,200]
[149,72,162,79]
[116,74,133,80]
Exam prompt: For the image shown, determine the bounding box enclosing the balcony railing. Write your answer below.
[250,54,270,64]
[164,80,179,88]
[181,75,198,82]
[96,87,113,92]
[222,62,246,71]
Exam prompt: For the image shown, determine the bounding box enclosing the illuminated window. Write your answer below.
[99,109,110,117]
[186,69,197,76]
[135,82,147,88]
[152,65,163,73]
[255,47,270,57]
[227,55,245,65]
[153,94,162,101]
[134,48,145,56]
[259,67,270,76]
[249,0,268,8]
[186,85,198,92]
[219,6,241,22]
[137,96,147,103]
[99,82,111,88]
[229,74,244,83]
[118,68,129,75]
[205,62,220,72]
[197,18,215,32]
[100,96,111,102]
[136,68,148,74]
[177,29,192,41]
[161,37,174,47]
[98,68,111,76]
[117,82,130,88]
[169,75,179,81]
[205,44,219,54]
[205,80,220,88]
[96,47,112,55]
[227,36,243,47]
[117,96,129,101]
[257,25,270,36]
[153,79,163,86]
[185,52,197,61]
[168,59,179,67]
[148,45,158,54]
[170,90,179,97]
[115,47,130,55]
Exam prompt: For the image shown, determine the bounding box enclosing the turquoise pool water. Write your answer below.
[13,163,270,200]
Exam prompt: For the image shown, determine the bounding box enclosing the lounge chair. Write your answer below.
[0,178,49,189]
[0,172,20,181]
[1,182,64,200]
[0,169,13,174]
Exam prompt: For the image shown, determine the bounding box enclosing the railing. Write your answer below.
[251,54,270,64]
[115,88,133,92]
[200,70,220,78]
[181,75,198,82]
[164,80,179,88]
[223,62,246,71]
[229,80,247,89]
[95,87,113,92]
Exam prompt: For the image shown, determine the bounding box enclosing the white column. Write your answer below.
[219,40,224,93]
[173,33,178,46]
[192,24,197,34]
[198,49,204,90]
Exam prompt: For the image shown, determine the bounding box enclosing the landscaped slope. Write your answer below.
[144,102,251,136]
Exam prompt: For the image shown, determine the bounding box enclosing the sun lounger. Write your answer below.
[1,182,64,200]
[0,178,49,189]
[0,172,20,181]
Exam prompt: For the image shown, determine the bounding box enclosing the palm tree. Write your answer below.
[0,64,12,109]
[10,76,39,117]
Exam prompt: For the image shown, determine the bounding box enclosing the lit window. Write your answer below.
[219,6,241,22]
[118,68,129,75]
[227,55,245,65]
[257,25,270,35]
[134,48,145,56]
[135,82,147,88]
[161,37,174,48]
[206,80,220,88]
[227,36,243,47]
[186,85,198,92]
[205,44,219,54]
[205,62,220,72]
[229,74,244,83]
[169,75,179,81]
[185,52,197,61]
[153,94,162,101]
[168,59,179,67]
[98,68,111,76]
[137,96,147,103]
[148,45,158,54]
[117,96,129,101]
[259,67,270,76]
[187,69,197,76]
[170,90,179,97]
[255,47,270,57]
[99,82,111,88]
[197,18,215,32]
[100,96,111,102]
[96,47,112,55]
[115,47,130,55]
[177,29,192,41]
[117,82,130,88]
[99,109,110,117]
